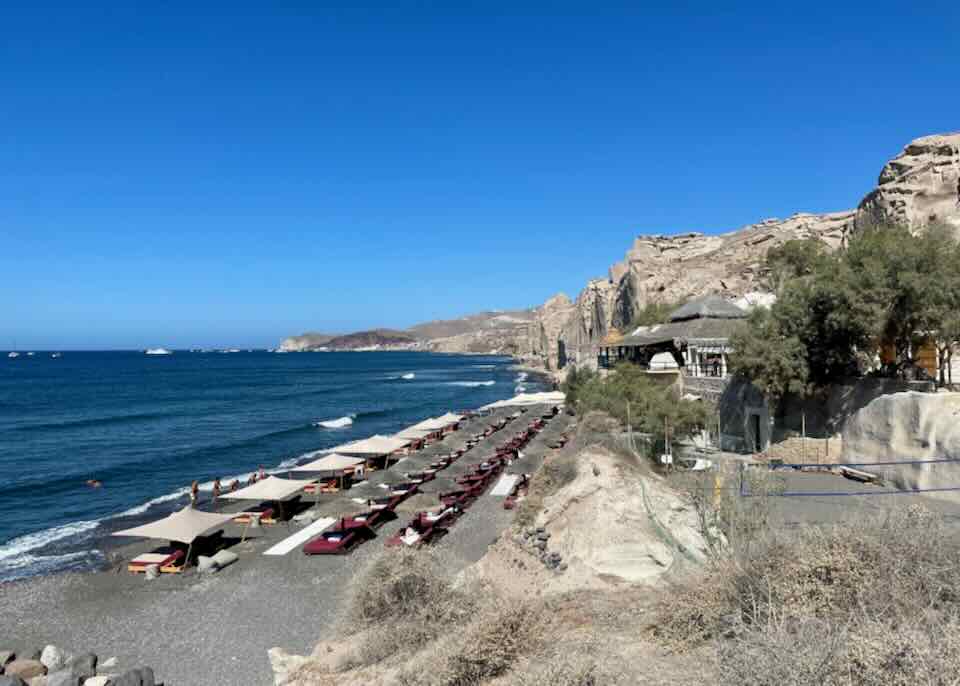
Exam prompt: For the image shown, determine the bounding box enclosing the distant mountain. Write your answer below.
[278,310,536,354]
[278,329,416,352]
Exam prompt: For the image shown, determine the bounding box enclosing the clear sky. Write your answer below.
[2,1,958,349]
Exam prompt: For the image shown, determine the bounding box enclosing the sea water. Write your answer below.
[0,351,539,581]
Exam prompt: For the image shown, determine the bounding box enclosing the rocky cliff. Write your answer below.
[524,131,960,371]
[279,311,535,354]
[856,132,960,233]
[281,131,960,369]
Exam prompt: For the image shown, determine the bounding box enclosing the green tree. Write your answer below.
[728,308,810,401]
[762,238,829,295]
[573,363,712,457]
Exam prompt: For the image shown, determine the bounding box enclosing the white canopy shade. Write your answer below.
[336,434,410,455]
[112,506,236,544]
[290,453,365,473]
[396,426,435,440]
[482,391,565,410]
[435,412,464,424]
[220,476,316,502]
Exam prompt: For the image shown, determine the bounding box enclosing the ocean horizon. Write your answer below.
[0,350,541,581]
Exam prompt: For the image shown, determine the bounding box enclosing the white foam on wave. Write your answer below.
[515,385,527,394]
[472,364,496,369]
[113,487,190,518]
[314,414,355,429]
[448,380,496,387]
[0,519,101,562]
[515,372,528,382]
[401,372,415,380]
[0,549,95,582]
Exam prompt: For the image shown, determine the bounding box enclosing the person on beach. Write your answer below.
[230,479,239,492]
[258,465,266,480]
[190,480,199,507]
[212,478,221,509]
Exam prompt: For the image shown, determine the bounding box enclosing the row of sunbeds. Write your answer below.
[302,408,556,554]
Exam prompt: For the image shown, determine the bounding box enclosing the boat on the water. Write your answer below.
[7,352,19,358]
[51,352,62,358]
[144,348,173,356]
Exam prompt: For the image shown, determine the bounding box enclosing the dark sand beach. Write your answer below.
[1,405,572,686]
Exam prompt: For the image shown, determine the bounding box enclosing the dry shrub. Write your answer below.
[718,614,960,686]
[340,547,476,668]
[655,502,960,680]
[395,598,550,686]
[513,448,581,528]
[503,653,600,686]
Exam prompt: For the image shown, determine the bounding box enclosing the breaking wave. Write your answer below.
[448,380,496,387]
[314,415,355,429]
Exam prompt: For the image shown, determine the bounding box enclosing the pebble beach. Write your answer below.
[1,404,572,685]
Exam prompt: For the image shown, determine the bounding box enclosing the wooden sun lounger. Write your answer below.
[233,505,276,525]
[127,548,185,573]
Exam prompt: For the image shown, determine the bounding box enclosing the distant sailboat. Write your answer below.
[8,340,19,358]
[51,352,62,358]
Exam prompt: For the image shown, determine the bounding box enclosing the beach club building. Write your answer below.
[598,295,747,378]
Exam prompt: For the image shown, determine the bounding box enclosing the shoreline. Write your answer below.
[0,357,547,584]
[0,403,571,686]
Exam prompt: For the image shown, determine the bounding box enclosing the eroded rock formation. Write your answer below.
[856,132,960,233]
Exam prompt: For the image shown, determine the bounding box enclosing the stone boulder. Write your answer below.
[63,656,96,682]
[0,651,15,671]
[3,662,44,682]
[856,132,960,233]
[39,648,66,674]
[0,675,28,686]
[45,672,81,686]
[268,647,311,686]
[842,391,960,501]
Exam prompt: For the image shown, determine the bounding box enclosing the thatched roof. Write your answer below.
[669,295,747,322]
[619,317,744,348]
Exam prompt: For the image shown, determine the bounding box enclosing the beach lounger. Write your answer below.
[233,503,276,525]
[347,508,394,529]
[127,548,185,573]
[385,518,442,548]
[303,518,374,555]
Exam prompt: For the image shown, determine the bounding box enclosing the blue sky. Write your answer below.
[2,1,958,349]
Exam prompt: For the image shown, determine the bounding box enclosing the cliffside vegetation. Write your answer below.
[729,224,960,399]
[562,363,712,456]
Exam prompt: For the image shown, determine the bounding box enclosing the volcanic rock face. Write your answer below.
[522,293,577,370]
[856,132,960,233]
[523,211,854,370]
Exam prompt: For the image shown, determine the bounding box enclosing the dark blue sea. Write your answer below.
[0,351,540,581]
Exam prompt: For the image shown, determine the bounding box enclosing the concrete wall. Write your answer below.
[717,377,936,454]
[843,392,960,504]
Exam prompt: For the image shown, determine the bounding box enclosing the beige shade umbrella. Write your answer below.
[290,454,365,492]
[112,506,236,544]
[112,506,238,570]
[220,476,316,538]
[289,453,365,473]
[435,412,464,424]
[220,475,315,502]
[336,434,410,455]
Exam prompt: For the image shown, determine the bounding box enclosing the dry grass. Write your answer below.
[338,547,477,668]
[514,451,579,528]
[394,598,551,686]
[653,500,960,685]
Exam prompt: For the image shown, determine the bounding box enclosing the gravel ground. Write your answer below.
[0,406,570,686]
